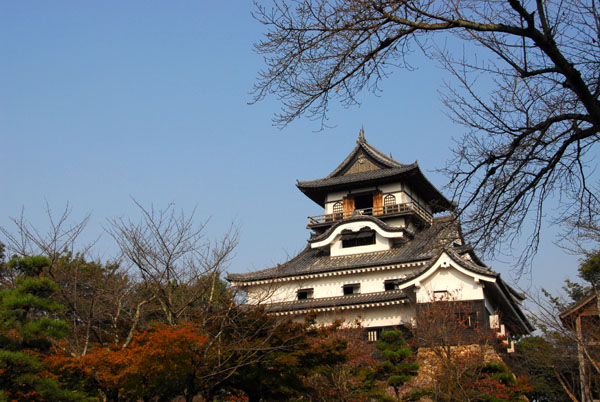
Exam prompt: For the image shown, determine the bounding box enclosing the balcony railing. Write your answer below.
[307,202,433,227]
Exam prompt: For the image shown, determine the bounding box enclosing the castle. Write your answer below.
[227,130,532,346]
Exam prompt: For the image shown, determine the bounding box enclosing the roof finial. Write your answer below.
[358,125,365,143]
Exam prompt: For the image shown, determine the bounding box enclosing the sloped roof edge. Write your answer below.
[308,215,409,244]
[326,131,404,178]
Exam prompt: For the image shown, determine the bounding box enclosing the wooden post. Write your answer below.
[576,314,592,401]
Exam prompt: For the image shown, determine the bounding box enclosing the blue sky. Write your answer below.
[0,1,584,295]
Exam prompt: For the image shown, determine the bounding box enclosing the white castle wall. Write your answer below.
[245,265,422,304]
[288,304,416,329]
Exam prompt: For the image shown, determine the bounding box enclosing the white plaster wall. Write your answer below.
[379,183,406,206]
[384,217,405,228]
[330,231,390,257]
[246,283,302,305]
[289,304,415,328]
[415,265,485,303]
[326,191,348,204]
[402,184,433,216]
[379,183,402,194]
[325,190,347,214]
[244,266,422,304]
[311,220,403,256]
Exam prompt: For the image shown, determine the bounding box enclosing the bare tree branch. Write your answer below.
[252,0,600,272]
[107,200,239,326]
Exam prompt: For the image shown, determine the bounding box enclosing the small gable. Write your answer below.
[344,152,381,175]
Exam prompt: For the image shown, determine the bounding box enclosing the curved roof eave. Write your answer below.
[491,278,535,333]
[307,215,408,244]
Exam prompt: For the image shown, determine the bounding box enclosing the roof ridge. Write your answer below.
[443,248,496,276]
[361,140,404,168]
[326,142,362,178]
[326,130,404,178]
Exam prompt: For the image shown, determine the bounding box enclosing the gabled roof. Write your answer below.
[559,295,598,328]
[227,215,464,283]
[296,130,454,211]
[326,128,404,177]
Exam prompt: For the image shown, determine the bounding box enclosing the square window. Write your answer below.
[297,288,314,300]
[341,230,376,248]
[343,284,360,295]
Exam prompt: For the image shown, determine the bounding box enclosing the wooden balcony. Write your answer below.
[307,202,433,228]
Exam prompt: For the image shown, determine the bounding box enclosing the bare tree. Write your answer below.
[0,202,93,265]
[251,0,600,269]
[0,204,151,354]
[107,200,239,326]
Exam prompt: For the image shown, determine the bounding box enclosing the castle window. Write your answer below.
[384,194,396,206]
[343,283,360,295]
[367,328,382,342]
[456,311,478,329]
[384,194,397,213]
[341,229,375,248]
[384,280,399,291]
[332,202,343,218]
[297,288,314,300]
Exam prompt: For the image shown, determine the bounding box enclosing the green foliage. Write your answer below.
[0,257,93,401]
[562,279,590,306]
[543,250,600,310]
[0,350,90,402]
[508,336,573,402]
[371,330,418,401]
[579,252,600,289]
[7,255,52,278]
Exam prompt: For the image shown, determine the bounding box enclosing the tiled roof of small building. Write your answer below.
[227,215,491,283]
[263,289,409,313]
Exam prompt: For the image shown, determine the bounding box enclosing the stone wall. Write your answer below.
[400,344,505,399]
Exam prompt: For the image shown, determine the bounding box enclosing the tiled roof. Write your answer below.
[263,289,409,313]
[444,248,497,277]
[227,215,468,283]
[297,164,418,189]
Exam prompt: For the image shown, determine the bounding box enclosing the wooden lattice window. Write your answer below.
[384,194,396,206]
[384,194,397,213]
[332,202,343,217]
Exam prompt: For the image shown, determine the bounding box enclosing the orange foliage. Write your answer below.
[46,322,212,401]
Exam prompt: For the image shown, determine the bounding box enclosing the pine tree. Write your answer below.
[374,330,418,401]
[0,256,91,401]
